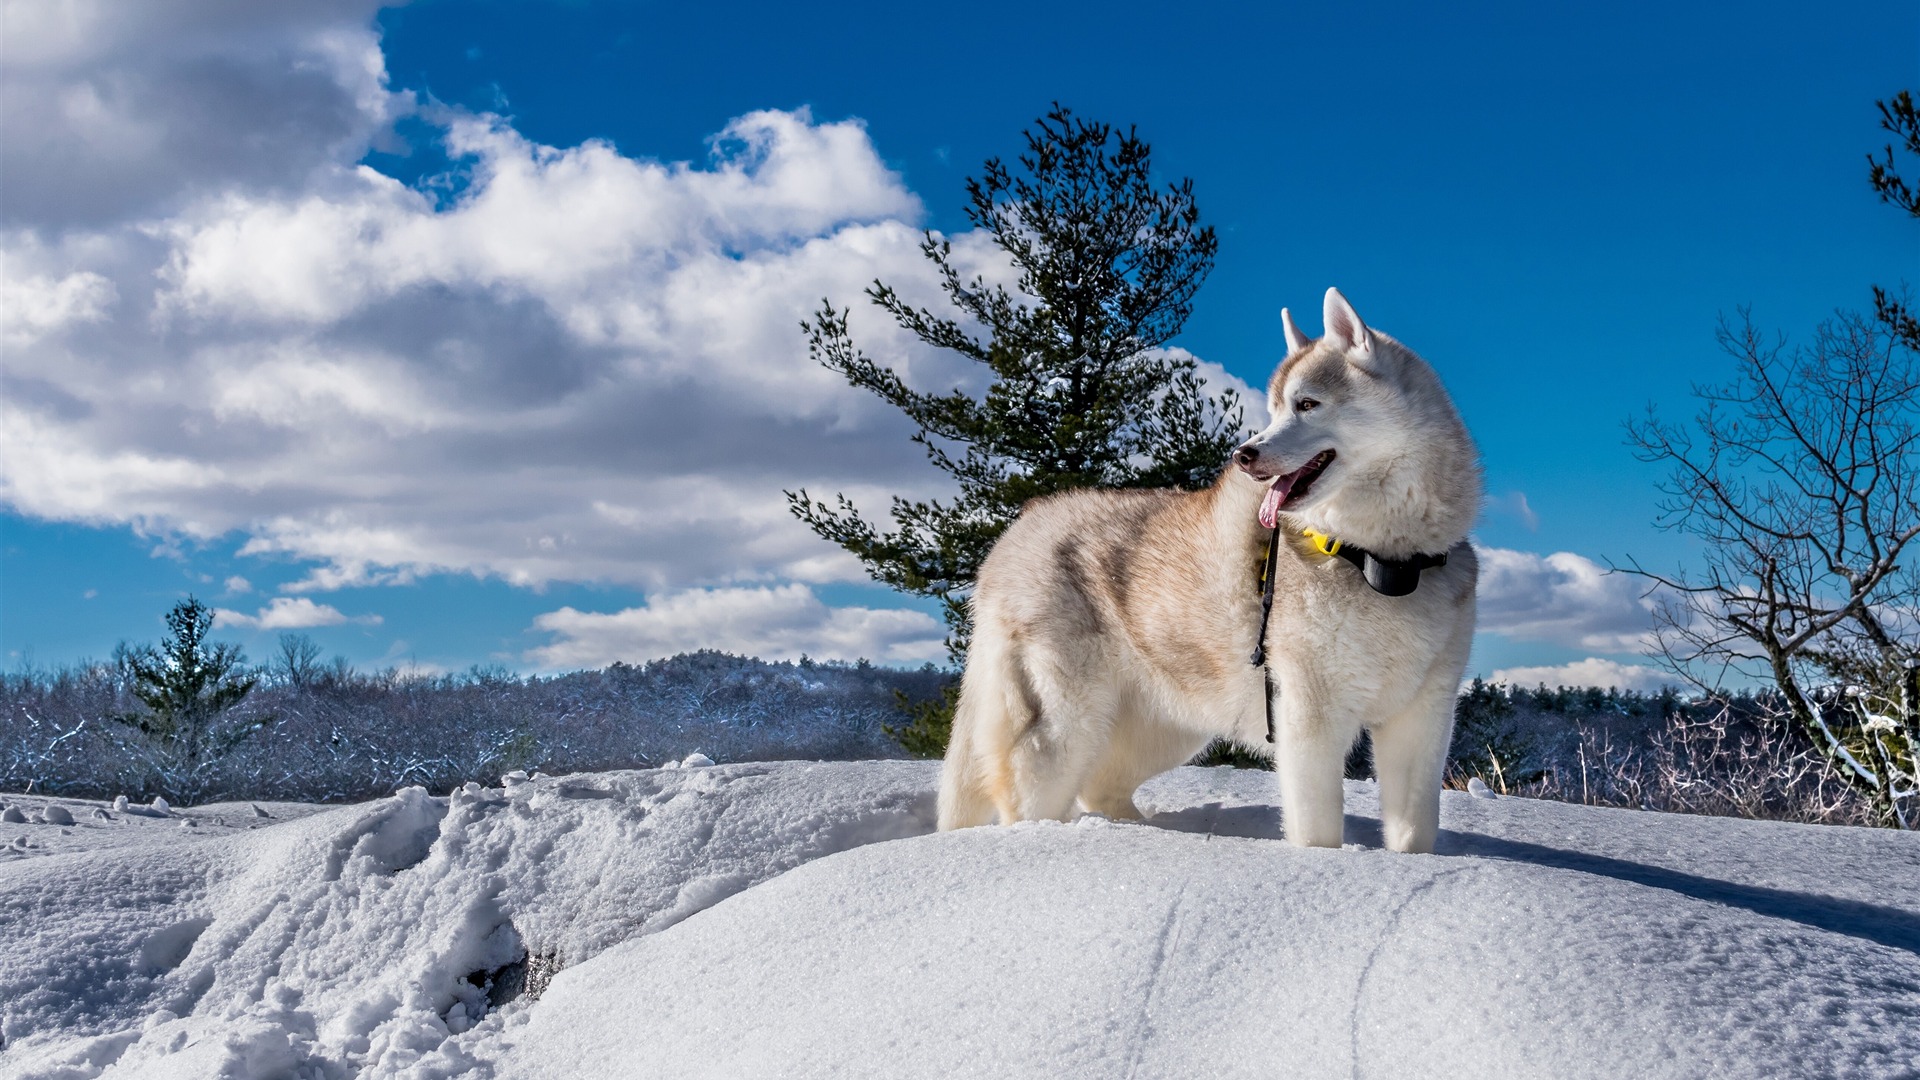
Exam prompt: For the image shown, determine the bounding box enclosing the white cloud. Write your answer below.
[2,96,991,592]
[1191,354,1266,429]
[1474,547,1658,653]
[153,110,923,333]
[526,585,946,671]
[1,408,227,529]
[207,342,449,435]
[0,0,406,228]
[223,575,252,594]
[213,596,380,630]
[1485,490,1539,531]
[1489,658,1678,693]
[0,271,116,348]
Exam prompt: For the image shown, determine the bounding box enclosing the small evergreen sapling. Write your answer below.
[113,597,271,801]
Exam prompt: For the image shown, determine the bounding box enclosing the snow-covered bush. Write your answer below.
[1804,683,1917,829]
[1452,685,1881,826]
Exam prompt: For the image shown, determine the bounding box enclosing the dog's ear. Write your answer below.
[1281,308,1311,355]
[1323,287,1384,374]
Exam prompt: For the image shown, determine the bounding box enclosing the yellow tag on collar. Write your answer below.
[1301,528,1343,557]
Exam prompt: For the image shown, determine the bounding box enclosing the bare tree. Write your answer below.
[1622,92,1920,828]
[273,633,325,688]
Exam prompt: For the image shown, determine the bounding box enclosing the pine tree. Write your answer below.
[114,596,269,799]
[1868,90,1920,352]
[787,107,1245,753]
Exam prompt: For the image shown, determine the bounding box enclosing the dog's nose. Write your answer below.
[1233,444,1258,468]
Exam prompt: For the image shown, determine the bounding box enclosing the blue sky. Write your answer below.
[2,0,1914,687]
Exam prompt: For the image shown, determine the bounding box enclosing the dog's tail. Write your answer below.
[937,635,1031,830]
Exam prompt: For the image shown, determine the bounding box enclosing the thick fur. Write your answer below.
[938,288,1481,853]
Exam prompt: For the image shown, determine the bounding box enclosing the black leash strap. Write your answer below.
[1250,522,1282,744]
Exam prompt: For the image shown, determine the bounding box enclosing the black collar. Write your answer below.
[1313,535,1448,598]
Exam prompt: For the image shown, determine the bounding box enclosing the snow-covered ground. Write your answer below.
[2,761,1915,1079]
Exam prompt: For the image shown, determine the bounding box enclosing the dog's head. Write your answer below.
[1234,288,1479,544]
[1232,288,1390,513]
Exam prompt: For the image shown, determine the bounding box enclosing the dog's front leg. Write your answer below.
[1275,699,1350,848]
[1372,651,1471,853]
[1370,699,1454,854]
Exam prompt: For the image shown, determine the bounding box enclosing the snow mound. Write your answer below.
[1,764,1915,1079]
[0,763,932,1078]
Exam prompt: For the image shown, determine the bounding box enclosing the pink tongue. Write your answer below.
[1259,484,1285,529]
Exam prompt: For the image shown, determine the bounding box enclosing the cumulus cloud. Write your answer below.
[153,109,924,328]
[1485,490,1539,531]
[0,270,116,348]
[1,87,1003,594]
[0,0,406,228]
[1474,546,1659,653]
[1489,658,1678,693]
[526,585,946,671]
[212,596,381,630]
[1191,354,1267,429]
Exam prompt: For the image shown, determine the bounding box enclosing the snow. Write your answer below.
[1,763,1915,1079]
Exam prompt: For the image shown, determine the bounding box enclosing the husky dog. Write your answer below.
[937,288,1480,853]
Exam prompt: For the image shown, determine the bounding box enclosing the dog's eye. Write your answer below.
[1294,398,1319,413]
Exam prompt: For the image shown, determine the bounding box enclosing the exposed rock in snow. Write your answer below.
[0,764,1914,1080]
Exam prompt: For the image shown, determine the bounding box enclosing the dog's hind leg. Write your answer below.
[1078,705,1209,820]
[988,650,1117,823]
[939,638,1022,831]
[940,635,1094,826]
[936,686,997,831]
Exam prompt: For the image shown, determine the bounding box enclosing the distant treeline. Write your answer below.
[0,650,1883,826]
[1,649,947,804]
